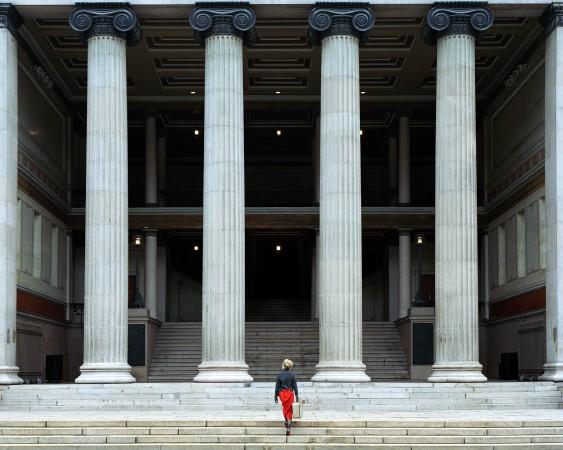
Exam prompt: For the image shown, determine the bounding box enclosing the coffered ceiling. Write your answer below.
[17,4,545,126]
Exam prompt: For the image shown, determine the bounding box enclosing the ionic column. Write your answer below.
[398,229,411,318]
[541,4,563,381]
[189,5,255,383]
[70,6,141,383]
[423,4,492,382]
[309,6,374,382]
[0,5,22,385]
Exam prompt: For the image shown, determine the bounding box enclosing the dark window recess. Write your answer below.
[45,354,63,382]
[412,323,434,365]
[499,352,519,380]
[128,324,146,367]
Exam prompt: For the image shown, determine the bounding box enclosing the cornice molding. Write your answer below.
[188,3,256,43]
[0,4,22,38]
[308,3,375,44]
[541,3,563,37]
[69,3,141,45]
[422,2,493,45]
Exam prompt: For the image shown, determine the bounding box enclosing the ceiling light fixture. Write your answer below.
[360,129,363,136]
[360,90,366,95]
[275,245,282,252]
[276,129,282,136]
[194,245,199,251]
[190,90,197,95]
[194,129,200,136]
[275,90,281,95]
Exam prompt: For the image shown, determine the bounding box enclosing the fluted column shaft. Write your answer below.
[541,4,563,381]
[190,6,255,383]
[70,6,141,383]
[77,35,134,383]
[424,4,492,382]
[0,5,22,385]
[312,32,370,383]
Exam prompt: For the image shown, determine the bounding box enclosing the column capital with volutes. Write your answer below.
[188,3,256,43]
[541,3,563,37]
[308,3,375,44]
[422,2,493,44]
[0,4,22,38]
[69,3,141,45]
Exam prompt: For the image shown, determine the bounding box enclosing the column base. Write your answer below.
[312,363,371,383]
[75,363,136,384]
[428,363,487,383]
[539,363,563,381]
[194,363,253,383]
[0,366,23,385]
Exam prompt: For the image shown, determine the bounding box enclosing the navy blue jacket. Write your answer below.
[275,369,298,399]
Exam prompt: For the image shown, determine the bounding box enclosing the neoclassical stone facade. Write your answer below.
[0,1,561,385]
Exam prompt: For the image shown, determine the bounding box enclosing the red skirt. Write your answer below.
[278,389,295,421]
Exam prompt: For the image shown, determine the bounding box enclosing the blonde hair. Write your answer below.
[282,359,293,370]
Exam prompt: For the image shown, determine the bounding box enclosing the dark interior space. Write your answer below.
[246,233,313,321]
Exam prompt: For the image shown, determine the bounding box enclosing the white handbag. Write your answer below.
[292,395,302,419]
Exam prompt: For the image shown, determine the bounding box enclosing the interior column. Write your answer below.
[189,5,255,383]
[541,4,563,381]
[144,117,158,319]
[424,4,492,382]
[70,6,140,383]
[309,5,374,382]
[0,4,22,385]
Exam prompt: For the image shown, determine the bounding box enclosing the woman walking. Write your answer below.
[274,359,298,436]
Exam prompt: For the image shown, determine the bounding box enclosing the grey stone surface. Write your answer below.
[542,17,563,383]
[313,32,369,383]
[195,32,251,384]
[429,30,486,383]
[75,34,134,384]
[0,18,22,386]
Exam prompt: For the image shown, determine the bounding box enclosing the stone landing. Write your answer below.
[0,381,561,412]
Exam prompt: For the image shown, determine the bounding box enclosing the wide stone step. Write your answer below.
[0,418,563,448]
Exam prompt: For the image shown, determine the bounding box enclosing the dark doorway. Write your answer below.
[246,233,313,321]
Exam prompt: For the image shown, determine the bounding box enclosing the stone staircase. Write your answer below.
[148,321,409,382]
[1,382,561,412]
[0,417,562,448]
